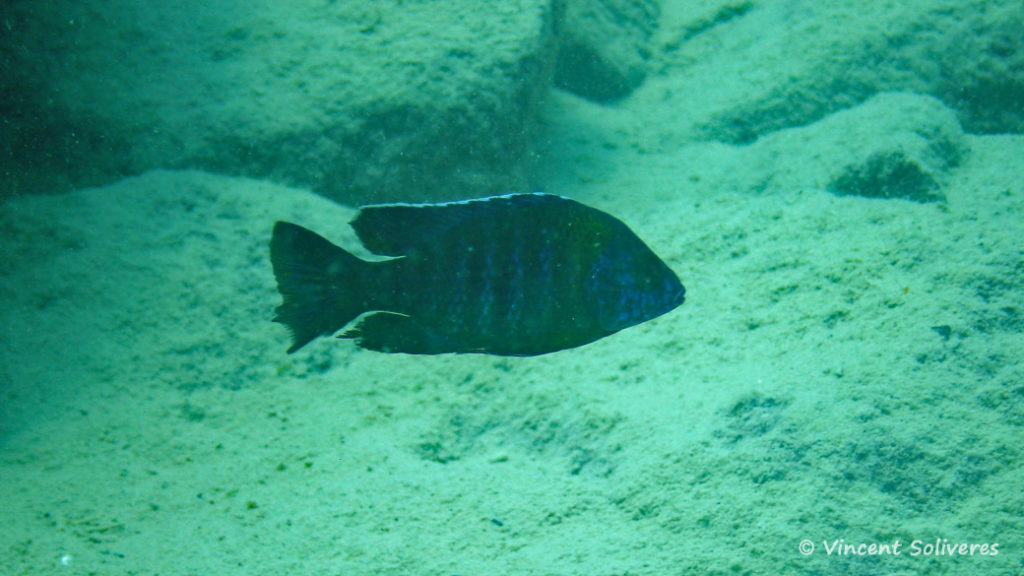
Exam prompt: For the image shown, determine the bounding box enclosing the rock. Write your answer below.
[754,92,967,202]
[0,0,666,204]
[554,0,661,103]
[632,0,1023,149]
[0,1,558,204]
[931,2,1024,135]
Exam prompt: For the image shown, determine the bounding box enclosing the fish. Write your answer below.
[270,193,685,356]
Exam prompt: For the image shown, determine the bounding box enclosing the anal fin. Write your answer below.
[340,312,455,355]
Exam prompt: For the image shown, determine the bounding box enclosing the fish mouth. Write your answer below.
[671,278,686,307]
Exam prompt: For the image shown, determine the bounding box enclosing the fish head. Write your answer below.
[588,235,685,334]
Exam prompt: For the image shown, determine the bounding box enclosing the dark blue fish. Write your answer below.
[270,193,684,355]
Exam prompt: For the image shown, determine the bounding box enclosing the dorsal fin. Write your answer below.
[350,193,569,257]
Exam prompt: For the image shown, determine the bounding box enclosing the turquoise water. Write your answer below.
[2,1,1022,574]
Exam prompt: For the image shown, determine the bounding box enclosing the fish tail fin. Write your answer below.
[270,221,370,353]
